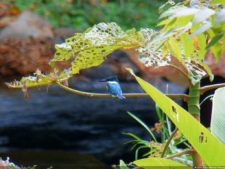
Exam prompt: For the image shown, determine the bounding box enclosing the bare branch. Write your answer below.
[200,83,225,94]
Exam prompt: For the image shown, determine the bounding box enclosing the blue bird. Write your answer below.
[100,76,126,99]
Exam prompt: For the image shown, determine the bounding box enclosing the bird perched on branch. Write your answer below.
[100,76,126,99]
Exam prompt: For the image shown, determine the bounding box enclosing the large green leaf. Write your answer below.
[133,157,190,168]
[50,23,141,75]
[128,69,225,166]
[211,87,225,145]
[210,0,225,5]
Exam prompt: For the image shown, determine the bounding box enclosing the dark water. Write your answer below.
[0,80,184,168]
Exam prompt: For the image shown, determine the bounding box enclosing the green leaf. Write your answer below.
[211,87,225,145]
[180,35,194,58]
[127,112,157,142]
[133,157,190,168]
[207,33,224,49]
[50,23,141,75]
[167,38,182,60]
[196,34,207,60]
[210,0,225,5]
[6,69,71,88]
[214,8,225,25]
[127,69,225,166]
[198,62,214,82]
[119,160,129,169]
[192,7,215,24]
[160,6,198,19]
[191,21,211,37]
[123,132,143,142]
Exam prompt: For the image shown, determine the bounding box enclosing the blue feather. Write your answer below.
[107,81,125,99]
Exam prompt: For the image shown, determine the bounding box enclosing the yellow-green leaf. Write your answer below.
[210,0,225,5]
[50,23,141,75]
[167,38,182,60]
[6,69,71,88]
[128,69,225,166]
[133,158,190,169]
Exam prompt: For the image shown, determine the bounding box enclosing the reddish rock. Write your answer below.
[0,11,53,40]
[0,38,54,79]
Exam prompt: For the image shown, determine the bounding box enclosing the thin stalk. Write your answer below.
[200,94,214,106]
[161,128,178,157]
[165,149,194,159]
[55,81,189,99]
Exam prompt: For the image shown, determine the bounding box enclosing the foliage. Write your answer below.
[5,0,225,168]
[0,158,37,169]
[128,69,225,166]
[211,87,225,144]
[7,0,169,31]
[138,2,224,84]
[124,111,192,166]
[6,22,141,88]
[133,158,190,168]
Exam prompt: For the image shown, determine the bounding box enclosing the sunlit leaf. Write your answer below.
[160,6,198,19]
[167,38,182,60]
[191,21,211,37]
[198,62,214,82]
[196,34,207,60]
[133,157,190,168]
[214,8,225,26]
[128,69,225,166]
[119,160,129,169]
[180,35,194,58]
[210,0,225,5]
[211,87,225,145]
[207,33,224,49]
[6,69,71,88]
[50,23,141,75]
[192,7,215,24]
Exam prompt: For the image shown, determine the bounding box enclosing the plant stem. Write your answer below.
[188,82,200,116]
[188,82,203,167]
[200,83,225,94]
[55,81,189,99]
[161,128,178,157]
[165,149,194,159]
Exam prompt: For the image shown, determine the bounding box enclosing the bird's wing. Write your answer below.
[107,83,123,96]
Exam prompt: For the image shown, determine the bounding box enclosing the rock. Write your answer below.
[0,11,53,40]
[0,38,54,79]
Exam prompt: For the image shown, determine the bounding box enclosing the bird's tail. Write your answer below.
[117,95,126,100]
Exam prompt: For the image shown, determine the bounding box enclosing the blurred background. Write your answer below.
[0,0,224,169]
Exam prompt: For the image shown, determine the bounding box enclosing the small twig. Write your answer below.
[161,128,178,158]
[200,83,225,94]
[165,149,194,159]
[55,81,189,99]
